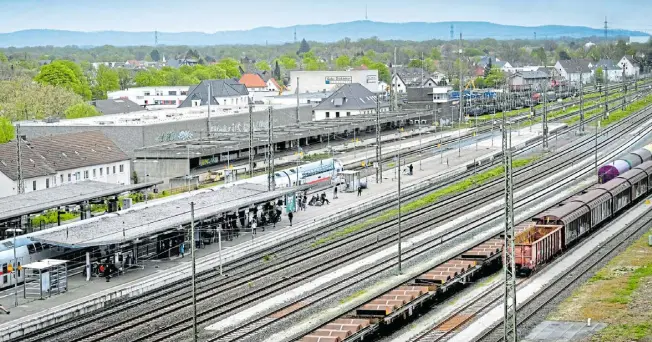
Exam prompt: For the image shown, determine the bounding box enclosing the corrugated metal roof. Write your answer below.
[537,201,589,223]
[618,168,646,184]
[571,189,611,210]
[598,177,631,194]
[634,160,652,175]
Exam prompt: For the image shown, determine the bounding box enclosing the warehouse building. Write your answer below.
[288,70,379,93]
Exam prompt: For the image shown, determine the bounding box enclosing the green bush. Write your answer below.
[31,210,78,227]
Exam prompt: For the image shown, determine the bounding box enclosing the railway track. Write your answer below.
[474,206,652,342]
[15,88,652,342]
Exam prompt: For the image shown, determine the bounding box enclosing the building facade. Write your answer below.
[312,83,389,121]
[288,70,379,93]
[108,86,191,109]
[0,131,131,198]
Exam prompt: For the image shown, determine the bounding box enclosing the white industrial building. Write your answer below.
[312,83,389,121]
[289,70,379,94]
[0,131,131,198]
[108,86,191,110]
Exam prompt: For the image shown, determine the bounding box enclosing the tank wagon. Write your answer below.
[598,144,652,183]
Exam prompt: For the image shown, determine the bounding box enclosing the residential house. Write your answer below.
[478,56,513,71]
[91,99,142,115]
[588,59,621,82]
[422,72,447,87]
[107,86,190,109]
[267,78,282,93]
[239,73,268,95]
[167,58,199,68]
[555,59,592,85]
[617,55,641,77]
[312,83,389,121]
[391,67,427,93]
[0,131,131,198]
[178,79,249,108]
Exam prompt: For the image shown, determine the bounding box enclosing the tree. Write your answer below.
[279,55,297,70]
[215,58,241,78]
[92,65,120,100]
[484,67,506,87]
[34,60,91,100]
[595,67,604,84]
[531,47,547,65]
[150,49,161,62]
[0,117,14,143]
[558,50,571,61]
[273,61,281,80]
[64,102,100,119]
[335,55,351,70]
[484,58,492,77]
[0,77,85,120]
[297,39,311,55]
[254,60,271,71]
[430,48,442,60]
[407,59,423,68]
[117,68,132,90]
[464,48,483,57]
[0,52,7,63]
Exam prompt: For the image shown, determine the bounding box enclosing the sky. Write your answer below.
[1,0,652,34]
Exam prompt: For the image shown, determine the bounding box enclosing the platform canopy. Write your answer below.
[0,180,162,222]
[31,183,311,248]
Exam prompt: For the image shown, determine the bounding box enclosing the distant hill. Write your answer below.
[0,21,648,48]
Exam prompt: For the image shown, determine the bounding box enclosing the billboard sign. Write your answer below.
[325,76,352,84]
[366,75,378,83]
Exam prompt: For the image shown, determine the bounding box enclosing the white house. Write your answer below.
[555,60,592,85]
[178,79,249,108]
[422,72,447,87]
[267,78,282,93]
[0,131,131,198]
[108,86,190,109]
[239,73,268,94]
[312,83,389,121]
[377,81,389,93]
[588,59,621,82]
[431,86,452,103]
[617,56,641,77]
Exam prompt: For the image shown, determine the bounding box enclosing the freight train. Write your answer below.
[598,144,652,183]
[514,159,652,276]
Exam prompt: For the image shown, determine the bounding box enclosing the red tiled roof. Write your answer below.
[239,73,267,88]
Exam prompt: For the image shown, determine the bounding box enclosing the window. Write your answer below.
[119,164,124,173]
[32,180,36,191]
[106,167,109,175]
[336,112,340,118]
[113,166,116,174]
[347,112,351,116]
[180,90,188,95]
[75,172,80,180]
[168,91,177,96]
[326,112,330,118]
[84,170,89,179]
[144,91,151,96]
[93,169,96,178]
[60,174,64,183]
[68,173,71,182]
[100,168,103,176]
[46,178,50,188]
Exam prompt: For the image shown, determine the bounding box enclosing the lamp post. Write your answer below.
[396,135,405,275]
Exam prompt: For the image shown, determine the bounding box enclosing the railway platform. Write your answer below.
[0,122,563,339]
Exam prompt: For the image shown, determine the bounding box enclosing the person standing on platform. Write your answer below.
[179,241,185,258]
[358,186,363,197]
[333,185,338,199]
[409,164,414,175]
[288,211,294,226]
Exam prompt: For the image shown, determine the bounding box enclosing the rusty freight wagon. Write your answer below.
[513,224,563,276]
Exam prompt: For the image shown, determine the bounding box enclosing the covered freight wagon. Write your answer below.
[629,148,652,165]
[598,177,632,214]
[570,189,612,227]
[534,201,590,246]
[634,160,652,185]
[598,159,630,183]
[618,168,648,202]
[513,224,563,276]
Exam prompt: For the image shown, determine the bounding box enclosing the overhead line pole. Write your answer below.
[376,94,382,184]
[248,99,254,178]
[267,107,275,191]
[190,202,198,342]
[543,61,549,150]
[502,106,517,342]
[207,82,211,137]
[296,77,301,188]
[458,32,463,157]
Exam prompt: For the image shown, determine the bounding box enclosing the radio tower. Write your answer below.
[294,28,297,43]
[604,16,608,42]
[450,24,454,41]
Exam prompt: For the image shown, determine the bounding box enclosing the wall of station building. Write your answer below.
[19,106,314,157]
[288,70,379,93]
